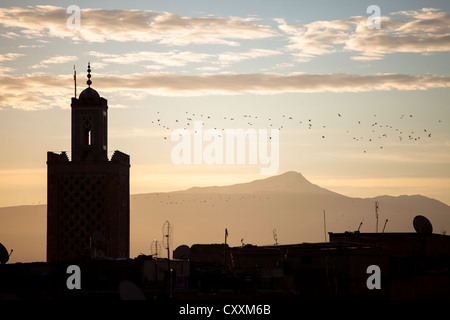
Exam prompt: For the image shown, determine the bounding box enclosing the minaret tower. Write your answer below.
[71,63,108,162]
[47,63,130,262]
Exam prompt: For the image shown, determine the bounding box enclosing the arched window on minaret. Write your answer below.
[84,128,92,146]
[82,115,93,146]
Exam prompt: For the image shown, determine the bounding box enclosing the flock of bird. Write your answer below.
[149,109,444,154]
[133,193,272,208]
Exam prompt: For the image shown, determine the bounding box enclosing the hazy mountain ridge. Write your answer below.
[178,171,340,196]
[1,171,449,263]
[373,194,450,209]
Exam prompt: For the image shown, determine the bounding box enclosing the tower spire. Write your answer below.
[87,62,92,87]
[73,65,77,98]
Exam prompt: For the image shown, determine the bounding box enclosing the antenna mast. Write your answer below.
[73,65,77,98]
[375,201,379,233]
[151,238,161,258]
[357,221,363,232]
[323,210,327,242]
[273,229,278,245]
[163,221,173,298]
[382,219,388,233]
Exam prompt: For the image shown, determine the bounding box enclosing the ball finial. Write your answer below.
[86,62,92,87]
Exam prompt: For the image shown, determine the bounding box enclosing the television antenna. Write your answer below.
[162,220,173,298]
[163,221,173,255]
[150,238,162,258]
[357,221,363,232]
[273,229,278,245]
[382,219,388,233]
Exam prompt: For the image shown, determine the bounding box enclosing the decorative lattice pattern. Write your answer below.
[58,174,107,260]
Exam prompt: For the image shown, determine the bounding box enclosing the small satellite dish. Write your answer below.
[173,245,190,260]
[0,243,10,264]
[92,230,105,243]
[91,230,106,258]
[118,280,146,300]
[413,215,433,234]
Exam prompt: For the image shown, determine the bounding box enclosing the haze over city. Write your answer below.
[2,171,450,263]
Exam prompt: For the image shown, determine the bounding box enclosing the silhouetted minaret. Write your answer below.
[71,63,108,162]
[47,63,130,262]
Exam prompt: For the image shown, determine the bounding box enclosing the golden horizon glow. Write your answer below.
[0,2,449,226]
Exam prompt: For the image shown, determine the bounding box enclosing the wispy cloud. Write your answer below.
[1,72,449,110]
[89,50,212,67]
[0,6,276,46]
[30,55,78,69]
[0,74,69,110]
[275,8,450,62]
[95,72,450,95]
[0,53,24,62]
[275,17,357,62]
[88,48,282,70]
[214,49,282,66]
[0,53,24,75]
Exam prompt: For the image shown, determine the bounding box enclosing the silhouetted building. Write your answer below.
[47,64,130,262]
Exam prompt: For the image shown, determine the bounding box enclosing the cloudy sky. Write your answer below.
[0,0,449,207]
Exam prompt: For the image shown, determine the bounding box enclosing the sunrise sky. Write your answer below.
[0,0,449,207]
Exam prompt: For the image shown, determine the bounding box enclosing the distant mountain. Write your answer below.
[1,171,449,263]
[180,171,339,195]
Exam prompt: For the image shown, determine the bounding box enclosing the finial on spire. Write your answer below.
[73,65,77,98]
[86,62,92,87]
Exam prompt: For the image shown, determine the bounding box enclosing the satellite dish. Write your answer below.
[0,243,10,264]
[91,230,106,258]
[173,245,190,260]
[92,230,105,243]
[413,215,433,234]
[118,280,146,300]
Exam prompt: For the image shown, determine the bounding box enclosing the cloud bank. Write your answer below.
[0,6,276,46]
[88,48,282,70]
[275,8,450,61]
[1,72,449,110]
[1,6,449,110]
[0,6,449,62]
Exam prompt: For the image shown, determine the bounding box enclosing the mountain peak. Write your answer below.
[183,171,337,195]
[245,171,328,193]
[271,171,308,181]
